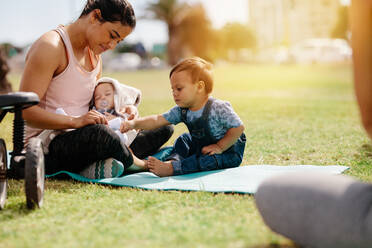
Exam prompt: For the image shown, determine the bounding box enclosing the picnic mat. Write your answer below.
[8,148,349,194]
[47,164,349,194]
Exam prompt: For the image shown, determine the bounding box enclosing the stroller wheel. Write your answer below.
[25,138,45,209]
[0,139,7,210]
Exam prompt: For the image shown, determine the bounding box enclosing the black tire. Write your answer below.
[0,139,7,210]
[25,138,45,209]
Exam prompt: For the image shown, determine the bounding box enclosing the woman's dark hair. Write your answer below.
[80,0,136,28]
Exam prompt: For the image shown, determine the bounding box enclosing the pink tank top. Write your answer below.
[26,26,101,141]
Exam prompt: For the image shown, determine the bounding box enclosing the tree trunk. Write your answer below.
[167,26,182,66]
[0,48,12,94]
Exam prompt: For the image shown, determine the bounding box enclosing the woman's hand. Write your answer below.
[120,105,138,120]
[104,112,117,121]
[202,144,223,155]
[72,110,108,128]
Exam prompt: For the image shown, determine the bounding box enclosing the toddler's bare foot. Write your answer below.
[147,156,174,177]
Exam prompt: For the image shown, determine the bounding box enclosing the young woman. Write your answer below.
[17,0,172,177]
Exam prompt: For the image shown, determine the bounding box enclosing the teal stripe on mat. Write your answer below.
[47,165,349,194]
[8,147,349,194]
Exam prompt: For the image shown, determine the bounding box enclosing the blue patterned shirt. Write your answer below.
[162,98,243,140]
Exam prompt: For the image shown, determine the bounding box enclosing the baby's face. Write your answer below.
[94,83,115,110]
[170,70,200,108]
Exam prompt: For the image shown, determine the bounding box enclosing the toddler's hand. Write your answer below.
[120,120,134,133]
[201,144,223,155]
[126,113,136,120]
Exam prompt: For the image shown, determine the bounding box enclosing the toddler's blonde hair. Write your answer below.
[169,57,214,94]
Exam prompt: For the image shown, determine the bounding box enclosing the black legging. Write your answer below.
[45,124,173,174]
[130,125,174,159]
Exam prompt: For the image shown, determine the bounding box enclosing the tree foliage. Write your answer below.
[177,4,214,61]
[146,0,256,64]
[146,0,188,65]
[220,23,256,51]
[0,46,12,93]
[331,6,349,40]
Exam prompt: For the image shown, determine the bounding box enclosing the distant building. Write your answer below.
[248,0,340,49]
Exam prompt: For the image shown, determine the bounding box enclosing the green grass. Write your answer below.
[1,63,370,248]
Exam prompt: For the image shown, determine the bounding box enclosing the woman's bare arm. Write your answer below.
[20,31,106,129]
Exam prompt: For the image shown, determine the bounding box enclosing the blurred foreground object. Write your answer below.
[0,92,44,209]
[255,1,372,247]
[352,0,372,139]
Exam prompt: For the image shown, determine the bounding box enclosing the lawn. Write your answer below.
[1,63,371,248]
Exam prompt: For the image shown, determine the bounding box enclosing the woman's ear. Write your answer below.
[90,9,103,23]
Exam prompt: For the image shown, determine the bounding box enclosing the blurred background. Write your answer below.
[0,0,351,92]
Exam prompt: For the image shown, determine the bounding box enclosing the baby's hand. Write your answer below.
[120,120,134,133]
[120,105,138,120]
[201,144,223,155]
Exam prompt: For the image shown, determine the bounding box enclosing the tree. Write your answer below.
[146,1,256,64]
[218,23,256,61]
[177,4,215,61]
[0,46,12,94]
[146,0,189,65]
[222,23,256,50]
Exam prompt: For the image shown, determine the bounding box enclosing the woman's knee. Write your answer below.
[162,124,174,135]
[130,125,174,158]
[255,173,372,247]
[153,125,174,146]
[255,173,322,246]
[88,124,118,141]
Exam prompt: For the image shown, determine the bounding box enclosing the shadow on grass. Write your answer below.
[361,143,372,157]
[45,176,254,195]
[44,178,80,192]
[0,201,36,220]
[250,244,301,248]
[345,143,372,181]
[44,178,131,192]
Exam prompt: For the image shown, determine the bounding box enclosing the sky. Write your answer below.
[0,0,248,49]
